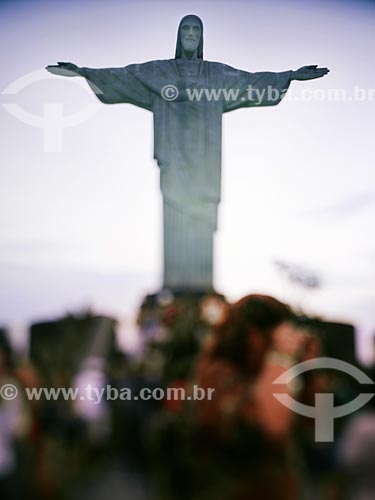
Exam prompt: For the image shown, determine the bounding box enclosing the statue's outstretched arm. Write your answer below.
[291,65,330,81]
[46,62,83,77]
[46,61,153,109]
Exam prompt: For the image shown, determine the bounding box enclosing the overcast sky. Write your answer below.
[0,0,374,361]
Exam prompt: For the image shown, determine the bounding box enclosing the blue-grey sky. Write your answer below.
[0,0,374,360]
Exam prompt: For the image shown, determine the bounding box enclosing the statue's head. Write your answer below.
[175,15,203,60]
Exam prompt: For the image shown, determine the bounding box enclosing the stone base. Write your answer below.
[141,287,219,305]
[136,288,228,381]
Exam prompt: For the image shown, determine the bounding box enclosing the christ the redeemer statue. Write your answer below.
[47,15,329,293]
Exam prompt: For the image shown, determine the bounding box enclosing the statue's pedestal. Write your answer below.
[136,289,228,381]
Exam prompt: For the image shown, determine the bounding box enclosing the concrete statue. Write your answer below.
[47,15,329,292]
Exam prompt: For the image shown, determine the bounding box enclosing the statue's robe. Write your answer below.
[82,60,292,290]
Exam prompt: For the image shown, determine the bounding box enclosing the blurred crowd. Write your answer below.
[0,294,374,500]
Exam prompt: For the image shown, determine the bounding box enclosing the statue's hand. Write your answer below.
[292,65,330,81]
[46,62,82,77]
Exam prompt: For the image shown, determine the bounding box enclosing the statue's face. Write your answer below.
[180,18,201,54]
